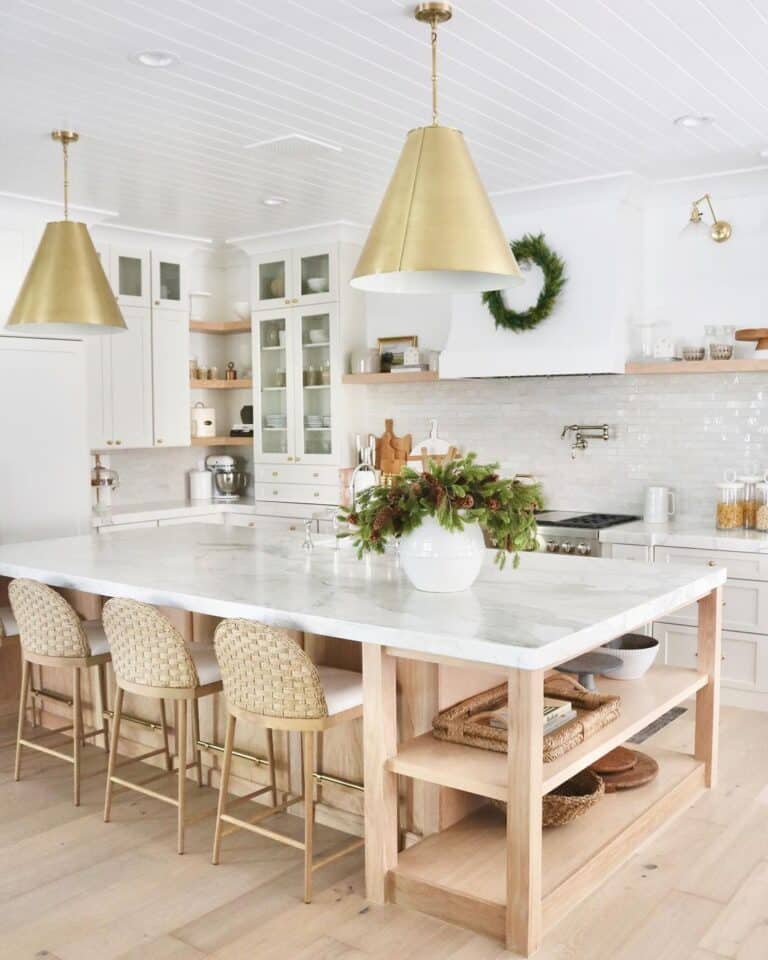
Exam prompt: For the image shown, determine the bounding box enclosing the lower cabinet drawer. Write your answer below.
[227,514,304,534]
[661,578,768,635]
[654,545,768,582]
[653,621,763,690]
[254,483,338,505]
[97,520,158,534]
[604,543,650,562]
[252,465,339,486]
[158,515,222,526]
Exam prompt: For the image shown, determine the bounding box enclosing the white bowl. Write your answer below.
[308,328,326,343]
[233,301,250,321]
[599,634,659,680]
[306,278,326,293]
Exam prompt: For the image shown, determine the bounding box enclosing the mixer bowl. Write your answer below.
[213,471,247,497]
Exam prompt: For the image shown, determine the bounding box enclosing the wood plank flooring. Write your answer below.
[0,703,766,959]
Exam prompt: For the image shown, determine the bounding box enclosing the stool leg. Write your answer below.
[97,662,110,753]
[191,699,203,787]
[159,699,173,772]
[177,700,188,855]
[266,728,278,807]
[212,713,236,866]
[72,668,82,806]
[302,730,315,904]
[14,659,31,782]
[104,686,124,822]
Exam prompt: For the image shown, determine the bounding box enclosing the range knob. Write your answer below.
[559,541,573,554]
[545,541,559,553]
[575,542,591,556]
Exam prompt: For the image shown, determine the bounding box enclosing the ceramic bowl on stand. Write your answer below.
[599,634,660,679]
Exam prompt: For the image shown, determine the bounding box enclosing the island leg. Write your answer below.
[363,643,398,903]
[506,666,544,956]
[695,585,722,788]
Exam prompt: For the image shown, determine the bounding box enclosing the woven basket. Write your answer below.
[432,673,620,763]
[491,768,605,827]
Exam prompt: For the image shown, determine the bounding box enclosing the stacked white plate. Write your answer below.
[305,415,324,429]
[264,414,287,429]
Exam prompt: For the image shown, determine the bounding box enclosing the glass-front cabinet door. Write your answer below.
[294,305,338,463]
[294,245,337,306]
[253,250,293,309]
[254,310,294,462]
[110,247,149,307]
[151,253,186,310]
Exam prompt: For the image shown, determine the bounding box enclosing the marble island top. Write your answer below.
[599,517,768,552]
[0,526,725,671]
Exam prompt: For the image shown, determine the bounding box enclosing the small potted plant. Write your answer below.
[339,453,543,593]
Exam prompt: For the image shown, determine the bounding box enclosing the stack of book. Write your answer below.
[486,697,576,737]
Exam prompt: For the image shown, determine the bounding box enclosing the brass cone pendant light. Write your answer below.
[351,2,522,294]
[6,130,126,336]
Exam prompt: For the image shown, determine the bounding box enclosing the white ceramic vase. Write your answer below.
[399,515,486,593]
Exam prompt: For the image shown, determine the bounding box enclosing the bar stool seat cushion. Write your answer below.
[190,645,221,686]
[83,620,109,657]
[316,666,363,716]
[0,605,17,637]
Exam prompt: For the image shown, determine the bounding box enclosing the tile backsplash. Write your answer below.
[363,373,768,520]
[109,372,767,522]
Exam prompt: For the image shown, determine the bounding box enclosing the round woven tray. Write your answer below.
[543,769,605,827]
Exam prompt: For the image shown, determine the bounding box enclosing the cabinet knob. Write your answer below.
[313,491,320,497]
[157,438,164,444]
[295,456,301,462]
[289,525,297,531]
[106,440,113,446]
[115,440,122,446]
[248,522,256,527]
[312,472,319,478]
[285,299,290,305]
[154,300,160,305]
[287,456,294,462]
[293,298,299,304]
[272,489,279,495]
[708,560,717,567]
[271,471,278,477]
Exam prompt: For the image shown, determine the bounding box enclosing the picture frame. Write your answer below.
[377,335,418,367]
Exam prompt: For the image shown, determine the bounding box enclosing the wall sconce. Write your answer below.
[685,193,732,243]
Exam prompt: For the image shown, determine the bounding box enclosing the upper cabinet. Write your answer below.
[86,239,191,450]
[151,254,187,310]
[252,245,337,310]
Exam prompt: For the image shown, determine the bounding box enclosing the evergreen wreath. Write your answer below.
[482,232,566,333]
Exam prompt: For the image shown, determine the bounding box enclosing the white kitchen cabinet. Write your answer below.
[90,304,154,450]
[253,303,340,466]
[660,578,768,636]
[226,514,305,534]
[151,253,187,310]
[152,306,191,447]
[111,247,150,308]
[251,245,336,310]
[653,621,763,692]
[654,545,768,582]
[604,543,650,562]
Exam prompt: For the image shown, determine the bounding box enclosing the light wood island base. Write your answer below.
[363,587,722,956]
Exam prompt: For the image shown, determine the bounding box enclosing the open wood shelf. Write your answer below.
[190,379,253,390]
[342,371,439,384]
[190,319,251,334]
[626,359,768,374]
[387,668,706,798]
[390,746,704,941]
[190,436,252,447]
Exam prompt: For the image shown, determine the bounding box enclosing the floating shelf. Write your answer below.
[626,359,768,375]
[190,320,251,334]
[190,436,252,447]
[391,746,704,942]
[388,667,706,797]
[342,371,439,384]
[190,379,253,390]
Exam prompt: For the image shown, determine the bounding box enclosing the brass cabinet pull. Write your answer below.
[106,440,113,446]
[313,491,320,497]
[271,471,278,476]
[157,438,164,444]
[115,440,122,445]
[272,489,279,495]
[708,560,717,567]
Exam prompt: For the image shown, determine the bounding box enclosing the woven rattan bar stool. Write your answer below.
[9,579,111,807]
[212,618,364,903]
[102,598,222,854]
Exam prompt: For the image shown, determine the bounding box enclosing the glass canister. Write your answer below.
[716,482,745,530]
[739,474,761,529]
[756,482,768,531]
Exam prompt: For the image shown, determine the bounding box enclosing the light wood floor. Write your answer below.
[1,702,766,960]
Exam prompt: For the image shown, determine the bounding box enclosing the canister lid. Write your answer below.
[737,474,762,483]
[716,481,745,490]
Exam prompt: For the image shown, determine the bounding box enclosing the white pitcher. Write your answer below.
[644,485,675,524]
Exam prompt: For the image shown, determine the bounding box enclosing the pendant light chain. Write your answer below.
[430,18,439,125]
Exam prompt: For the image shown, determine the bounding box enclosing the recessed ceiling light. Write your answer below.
[673,114,714,129]
[262,196,288,207]
[130,50,180,69]
[759,148,768,159]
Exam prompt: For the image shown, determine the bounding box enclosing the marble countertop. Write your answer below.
[92,499,261,527]
[0,526,725,670]
[599,518,768,553]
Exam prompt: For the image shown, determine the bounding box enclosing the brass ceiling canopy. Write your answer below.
[6,130,126,336]
[351,3,522,294]
[685,193,732,244]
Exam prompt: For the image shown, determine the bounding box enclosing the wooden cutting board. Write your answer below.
[375,418,412,476]
[590,746,637,775]
[591,749,659,792]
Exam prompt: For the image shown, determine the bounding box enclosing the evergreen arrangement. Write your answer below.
[483,232,566,332]
[339,453,543,568]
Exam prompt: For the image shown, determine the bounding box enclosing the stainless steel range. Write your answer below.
[535,511,639,556]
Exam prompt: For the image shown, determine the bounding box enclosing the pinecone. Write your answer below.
[488,497,501,511]
[372,507,392,532]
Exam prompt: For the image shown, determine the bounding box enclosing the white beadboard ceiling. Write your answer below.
[2,0,768,239]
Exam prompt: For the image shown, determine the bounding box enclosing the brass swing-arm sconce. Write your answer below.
[687,193,732,243]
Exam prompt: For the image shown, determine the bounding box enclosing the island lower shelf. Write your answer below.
[389,745,705,941]
[388,667,706,797]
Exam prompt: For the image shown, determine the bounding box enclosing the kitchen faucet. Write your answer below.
[561,424,609,458]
